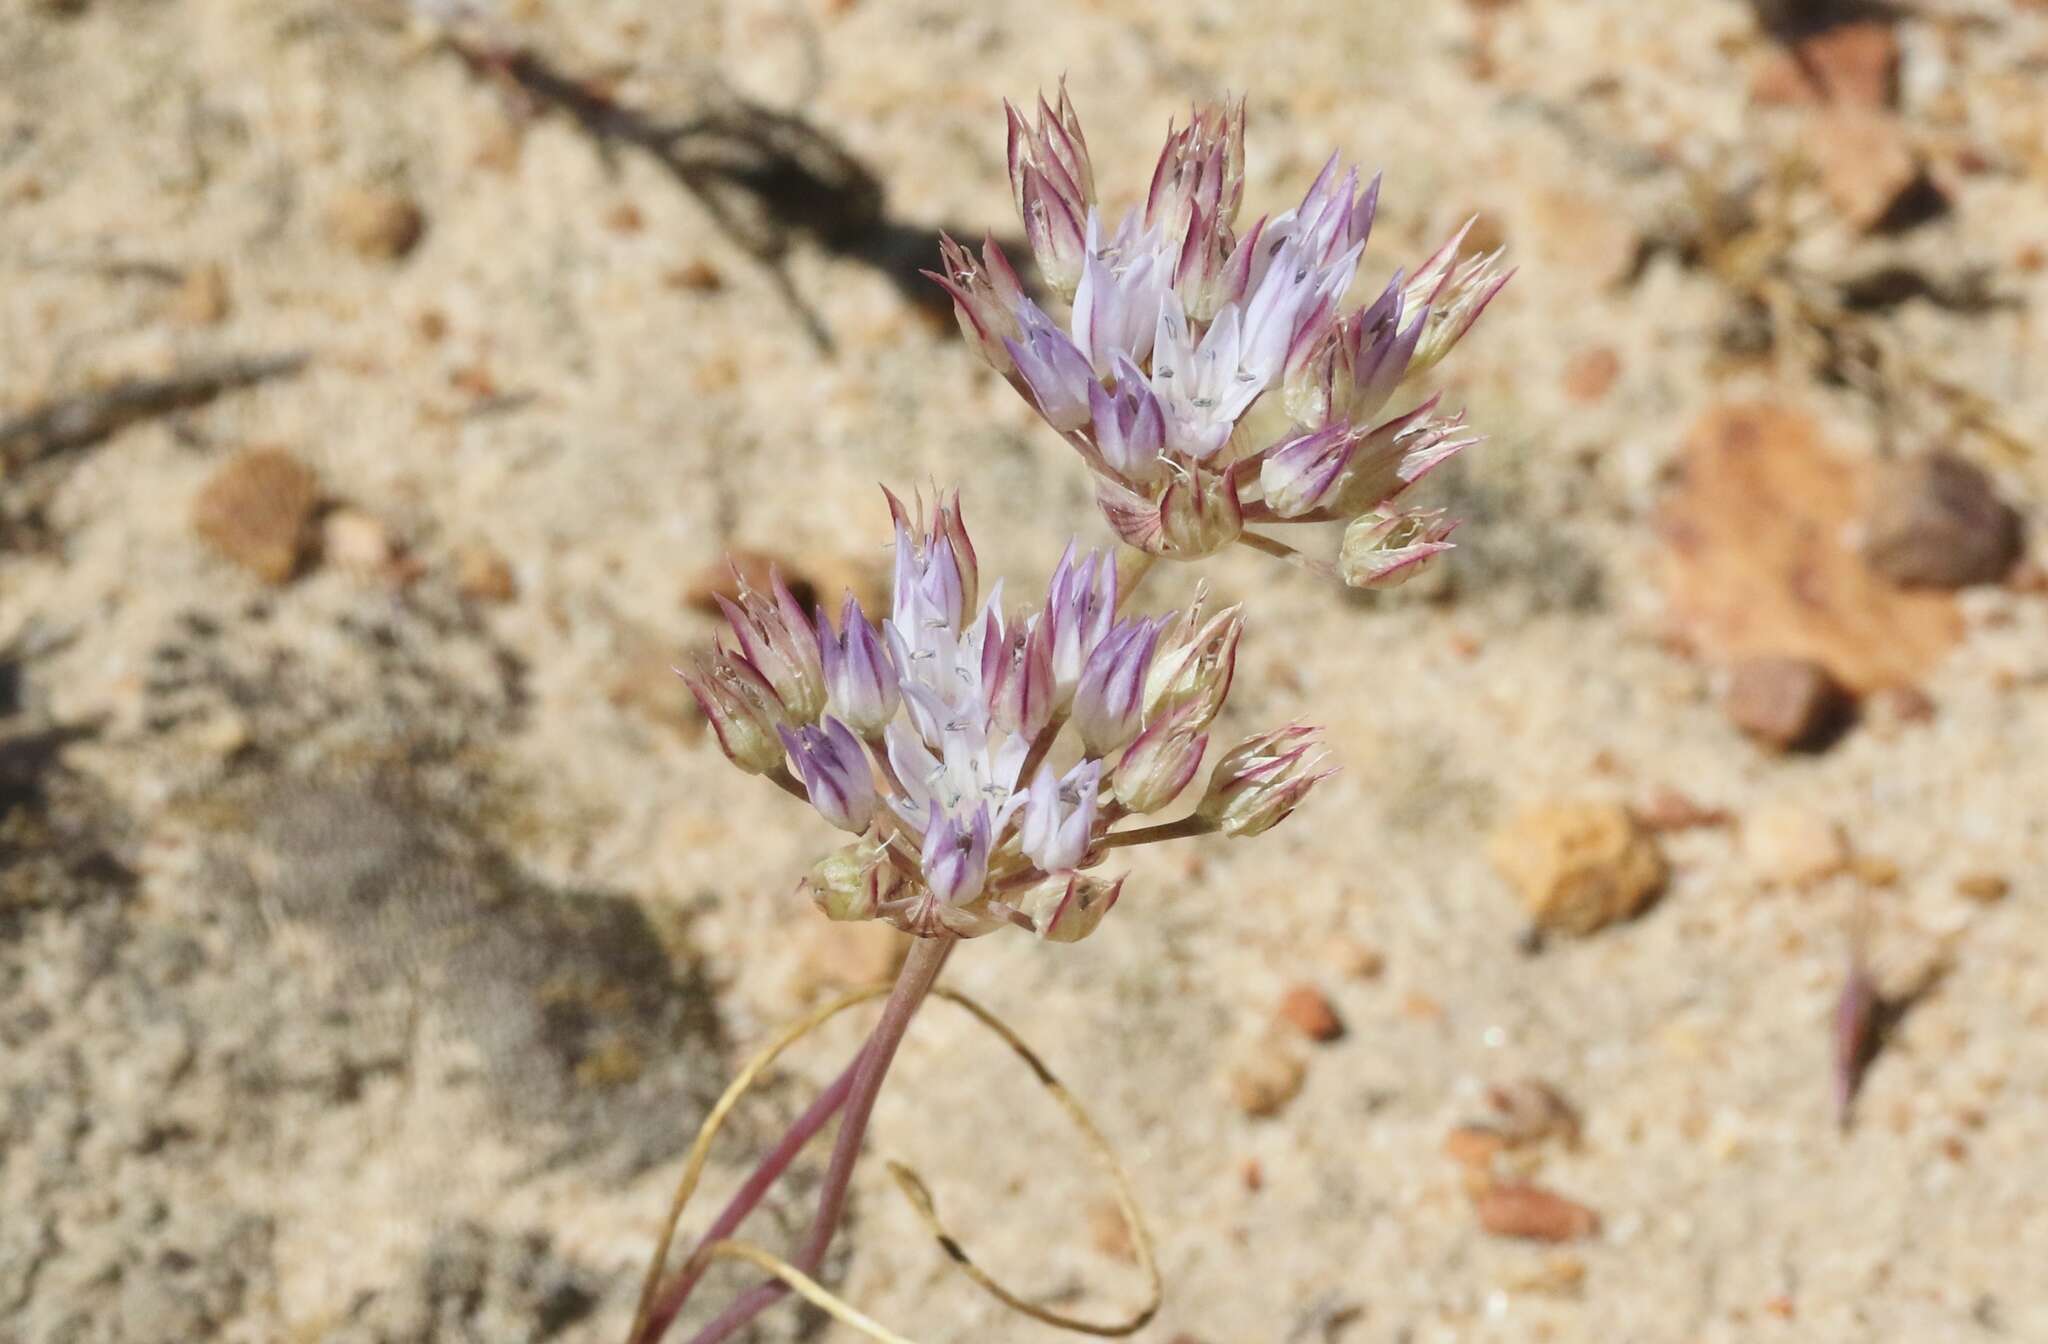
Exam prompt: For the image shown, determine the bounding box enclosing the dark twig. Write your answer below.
[430,30,1017,351]
[0,353,308,469]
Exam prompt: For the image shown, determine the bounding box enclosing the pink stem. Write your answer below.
[631,1055,862,1342]
[674,935,953,1344]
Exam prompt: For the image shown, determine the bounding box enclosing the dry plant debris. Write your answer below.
[1657,404,1964,693]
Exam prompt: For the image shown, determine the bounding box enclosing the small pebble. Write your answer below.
[1224,1041,1306,1118]
[327,185,427,260]
[169,262,230,326]
[1803,108,1932,232]
[1400,991,1446,1021]
[1276,984,1344,1042]
[1488,801,1667,936]
[666,260,726,292]
[1865,453,2023,588]
[1474,1183,1600,1243]
[1561,346,1620,403]
[1865,685,1936,735]
[1955,872,2010,904]
[1486,1078,1581,1147]
[1499,1253,1587,1297]
[190,448,321,584]
[1443,1125,1506,1175]
[320,508,395,576]
[1741,805,1848,887]
[455,543,518,603]
[1326,935,1385,980]
[1635,789,1731,832]
[1724,656,1852,751]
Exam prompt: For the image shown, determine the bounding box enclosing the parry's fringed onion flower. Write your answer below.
[929,85,1509,585]
[682,490,1329,942]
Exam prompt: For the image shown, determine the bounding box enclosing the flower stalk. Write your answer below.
[632,936,953,1344]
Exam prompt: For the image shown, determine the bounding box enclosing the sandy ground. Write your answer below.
[4,0,2047,1341]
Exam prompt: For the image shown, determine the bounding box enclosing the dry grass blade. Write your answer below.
[627,983,893,1340]
[627,983,1158,1343]
[882,986,1162,1337]
[690,1241,920,1344]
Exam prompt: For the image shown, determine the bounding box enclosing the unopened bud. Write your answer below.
[1338,507,1458,590]
[1071,618,1161,755]
[1143,593,1243,729]
[679,652,788,775]
[819,596,900,737]
[924,234,1026,374]
[714,566,825,723]
[801,841,901,922]
[1113,703,1209,814]
[1024,871,1125,944]
[779,716,877,833]
[1197,723,1334,837]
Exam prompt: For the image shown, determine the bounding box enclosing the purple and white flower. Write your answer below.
[683,490,1328,943]
[928,89,1509,584]
[779,717,877,833]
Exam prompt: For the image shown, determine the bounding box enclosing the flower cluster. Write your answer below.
[929,86,1508,586]
[682,491,1330,941]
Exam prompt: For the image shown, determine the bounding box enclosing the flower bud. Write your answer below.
[1197,723,1334,837]
[920,803,992,906]
[1071,618,1160,755]
[801,840,902,922]
[885,487,978,632]
[981,609,1054,740]
[714,566,825,723]
[1020,760,1100,873]
[1098,466,1243,560]
[1402,221,1511,378]
[1073,244,1163,377]
[819,596,900,737]
[1023,871,1125,944]
[924,234,1026,374]
[1143,592,1242,729]
[1008,85,1095,298]
[779,716,877,833]
[679,651,788,775]
[1257,422,1360,519]
[1338,507,1458,590]
[1088,361,1169,486]
[1144,97,1246,243]
[1113,703,1208,814]
[1157,466,1244,558]
[1042,544,1117,705]
[1005,304,1096,433]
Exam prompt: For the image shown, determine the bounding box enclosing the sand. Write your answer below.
[3,1,2045,1341]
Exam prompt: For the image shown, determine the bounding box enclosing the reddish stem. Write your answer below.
[631,1055,861,1341]
[636,935,953,1344]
